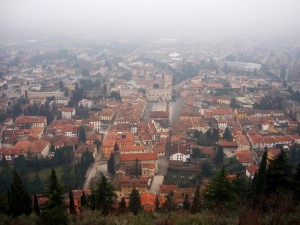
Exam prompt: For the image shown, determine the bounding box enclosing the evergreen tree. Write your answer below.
[41,169,67,225]
[113,141,119,153]
[266,149,293,194]
[202,162,212,177]
[294,163,300,201]
[212,128,219,143]
[95,175,116,215]
[107,153,115,175]
[10,170,32,217]
[129,188,142,215]
[155,195,160,212]
[91,191,95,211]
[191,187,201,214]
[182,193,190,210]
[214,146,224,167]
[31,172,43,194]
[46,168,63,209]
[33,192,40,216]
[78,125,86,143]
[161,193,177,213]
[252,148,268,197]
[69,189,76,214]
[205,167,233,209]
[223,127,234,141]
[119,197,126,214]
[135,159,140,177]
[80,190,88,209]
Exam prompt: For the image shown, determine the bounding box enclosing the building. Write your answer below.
[119,176,149,197]
[15,116,47,129]
[61,107,76,119]
[169,143,189,162]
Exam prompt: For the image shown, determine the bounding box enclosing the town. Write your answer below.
[1,35,300,224]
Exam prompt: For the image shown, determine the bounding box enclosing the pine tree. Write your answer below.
[47,168,63,209]
[80,190,88,210]
[69,189,76,214]
[78,125,86,143]
[113,141,119,153]
[214,146,224,167]
[33,192,40,216]
[161,193,177,213]
[266,149,293,194]
[41,169,67,224]
[129,188,142,215]
[135,159,140,177]
[183,193,190,210]
[32,172,43,194]
[294,163,300,201]
[119,197,126,214]
[95,175,116,215]
[155,195,160,212]
[107,153,115,175]
[223,127,233,141]
[205,167,233,209]
[10,170,32,217]
[91,191,95,211]
[252,148,268,197]
[191,187,201,214]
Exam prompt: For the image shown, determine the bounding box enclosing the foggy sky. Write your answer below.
[0,0,299,39]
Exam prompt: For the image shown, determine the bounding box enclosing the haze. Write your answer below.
[0,0,300,39]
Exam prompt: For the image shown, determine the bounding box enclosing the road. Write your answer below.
[83,128,110,189]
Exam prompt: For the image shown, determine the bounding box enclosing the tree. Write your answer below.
[252,148,268,197]
[294,163,300,201]
[266,149,293,194]
[211,128,219,143]
[33,192,40,216]
[214,146,224,167]
[41,169,67,224]
[155,195,160,212]
[202,162,212,177]
[113,141,119,153]
[95,175,117,215]
[69,189,76,215]
[107,153,115,175]
[191,187,201,214]
[14,155,27,176]
[46,168,63,209]
[80,190,88,210]
[129,188,142,215]
[94,139,102,152]
[30,172,43,194]
[182,193,190,210]
[205,167,233,210]
[60,165,73,188]
[119,197,126,214]
[9,170,32,217]
[78,125,86,143]
[223,127,234,141]
[161,193,177,213]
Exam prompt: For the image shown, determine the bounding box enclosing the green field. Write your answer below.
[28,165,65,183]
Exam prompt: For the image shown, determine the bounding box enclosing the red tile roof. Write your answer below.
[120,153,158,161]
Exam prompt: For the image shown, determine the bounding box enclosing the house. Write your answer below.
[60,107,76,119]
[99,109,116,123]
[246,165,259,179]
[75,144,96,161]
[169,143,189,162]
[119,152,159,174]
[15,116,47,129]
[236,150,255,167]
[118,176,150,197]
[0,147,23,161]
[55,97,70,106]
[78,99,93,108]
[152,145,166,157]
[89,116,102,131]
[140,193,166,212]
[27,140,51,159]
